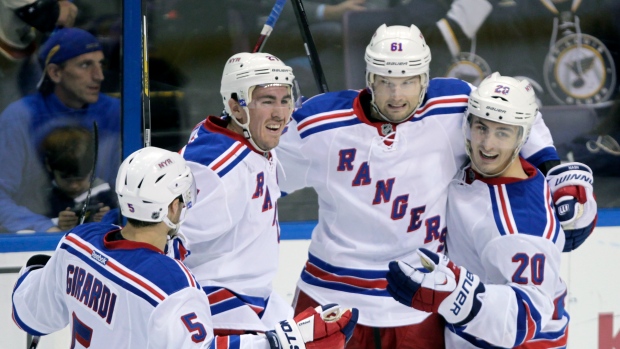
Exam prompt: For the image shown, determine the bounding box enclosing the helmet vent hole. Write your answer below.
[499,116,503,119]
[275,76,279,80]
[486,113,490,116]
[155,174,166,183]
[137,178,144,189]
[388,70,392,74]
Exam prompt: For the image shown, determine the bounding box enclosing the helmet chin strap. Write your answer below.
[163,216,179,234]
[229,109,269,153]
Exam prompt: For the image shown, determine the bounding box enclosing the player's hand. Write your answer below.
[165,232,190,261]
[58,207,78,231]
[56,0,78,28]
[387,248,485,326]
[18,254,51,277]
[546,162,597,251]
[92,204,110,222]
[265,304,358,349]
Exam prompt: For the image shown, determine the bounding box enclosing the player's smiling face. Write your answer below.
[372,75,422,122]
[247,85,293,151]
[469,115,522,177]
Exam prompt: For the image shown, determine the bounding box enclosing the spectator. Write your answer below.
[0,0,78,107]
[41,125,118,231]
[0,27,120,233]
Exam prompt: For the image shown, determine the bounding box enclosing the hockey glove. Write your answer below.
[387,248,485,326]
[18,254,51,277]
[265,304,358,349]
[546,162,597,251]
[165,231,190,261]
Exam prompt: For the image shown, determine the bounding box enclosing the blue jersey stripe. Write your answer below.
[299,118,361,139]
[300,269,390,297]
[216,147,251,178]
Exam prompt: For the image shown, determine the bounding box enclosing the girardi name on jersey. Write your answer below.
[66,264,118,325]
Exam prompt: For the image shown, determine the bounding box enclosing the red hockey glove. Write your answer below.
[265,304,358,349]
[387,248,485,326]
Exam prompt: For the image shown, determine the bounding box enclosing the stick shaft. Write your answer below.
[253,0,286,53]
[78,121,99,225]
[142,0,151,147]
[290,0,329,93]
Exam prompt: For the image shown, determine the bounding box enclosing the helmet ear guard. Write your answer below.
[116,147,197,225]
[364,24,432,122]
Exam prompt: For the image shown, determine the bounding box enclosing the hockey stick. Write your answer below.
[77,121,99,225]
[253,0,286,53]
[28,334,40,349]
[290,0,329,93]
[142,0,151,147]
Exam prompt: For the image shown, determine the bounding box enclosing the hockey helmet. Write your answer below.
[365,24,432,122]
[220,52,297,151]
[116,147,196,230]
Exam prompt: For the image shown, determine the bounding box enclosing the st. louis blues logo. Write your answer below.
[544,33,616,106]
[444,52,492,87]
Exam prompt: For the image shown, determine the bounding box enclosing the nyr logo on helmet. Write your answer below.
[158,158,173,168]
[228,57,241,63]
[91,250,108,265]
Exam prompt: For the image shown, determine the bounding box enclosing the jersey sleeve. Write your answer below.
[520,111,560,166]
[12,251,70,335]
[459,234,564,348]
[148,283,273,349]
[276,118,312,195]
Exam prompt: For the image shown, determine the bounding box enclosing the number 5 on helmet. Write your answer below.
[265,304,358,349]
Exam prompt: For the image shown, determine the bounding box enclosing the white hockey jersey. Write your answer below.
[13,223,213,348]
[181,116,292,332]
[445,159,568,348]
[277,78,559,326]
[12,223,275,349]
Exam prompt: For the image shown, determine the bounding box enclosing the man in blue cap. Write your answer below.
[0,27,120,233]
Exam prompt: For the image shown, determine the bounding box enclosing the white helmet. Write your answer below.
[220,52,296,151]
[116,147,196,231]
[365,24,432,122]
[464,72,539,175]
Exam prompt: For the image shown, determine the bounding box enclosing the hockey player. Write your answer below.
[180,52,299,335]
[12,146,359,349]
[276,24,596,348]
[386,73,594,347]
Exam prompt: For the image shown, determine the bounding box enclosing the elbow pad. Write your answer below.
[14,0,60,32]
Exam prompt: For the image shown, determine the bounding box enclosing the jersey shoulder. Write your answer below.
[65,224,200,297]
[183,123,250,171]
[292,90,360,123]
[487,171,562,243]
[426,77,473,100]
